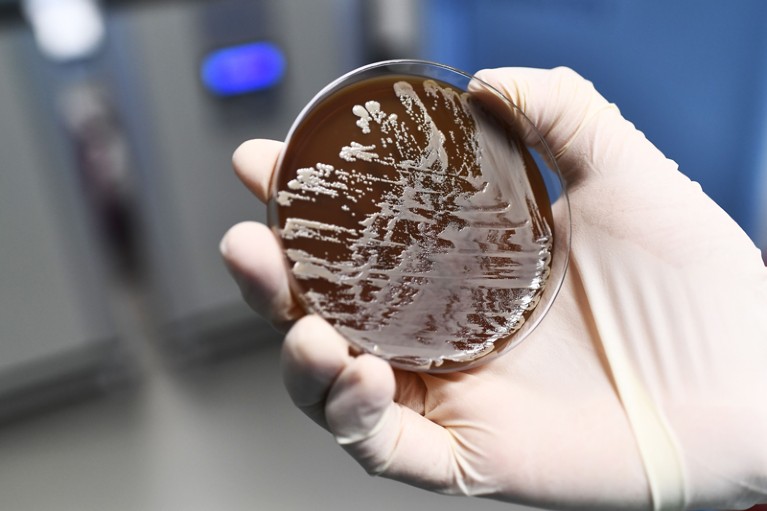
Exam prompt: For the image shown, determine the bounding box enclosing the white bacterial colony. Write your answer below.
[278,79,552,368]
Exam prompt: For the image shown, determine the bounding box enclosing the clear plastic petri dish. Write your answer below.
[268,60,570,372]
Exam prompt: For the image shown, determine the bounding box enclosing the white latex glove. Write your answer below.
[220,67,767,511]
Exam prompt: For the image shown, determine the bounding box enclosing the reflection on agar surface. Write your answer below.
[273,74,553,370]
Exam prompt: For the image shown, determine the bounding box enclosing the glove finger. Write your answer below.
[232,138,283,203]
[281,314,431,426]
[281,315,352,429]
[220,221,302,330]
[325,354,460,493]
[392,369,427,416]
[474,67,677,187]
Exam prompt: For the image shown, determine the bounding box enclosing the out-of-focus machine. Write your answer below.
[111,0,365,357]
[0,3,123,421]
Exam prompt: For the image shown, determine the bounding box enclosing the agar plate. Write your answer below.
[269,60,570,372]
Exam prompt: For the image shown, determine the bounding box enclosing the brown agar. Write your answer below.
[269,65,559,372]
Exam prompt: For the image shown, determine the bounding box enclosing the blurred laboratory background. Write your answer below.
[0,0,765,510]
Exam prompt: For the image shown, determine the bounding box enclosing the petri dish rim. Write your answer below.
[268,59,571,372]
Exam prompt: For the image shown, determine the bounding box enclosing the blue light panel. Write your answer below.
[201,41,285,97]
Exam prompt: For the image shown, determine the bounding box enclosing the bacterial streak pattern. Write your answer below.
[277,79,552,367]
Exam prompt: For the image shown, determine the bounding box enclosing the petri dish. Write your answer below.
[268,60,570,372]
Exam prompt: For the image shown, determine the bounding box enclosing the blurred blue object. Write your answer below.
[200,41,285,97]
[422,0,767,242]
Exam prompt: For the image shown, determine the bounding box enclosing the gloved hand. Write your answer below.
[220,67,767,511]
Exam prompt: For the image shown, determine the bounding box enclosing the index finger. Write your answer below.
[232,138,284,203]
